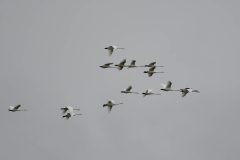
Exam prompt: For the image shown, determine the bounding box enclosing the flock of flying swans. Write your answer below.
[101,45,200,112]
[8,45,200,118]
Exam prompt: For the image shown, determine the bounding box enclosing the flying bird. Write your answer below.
[179,88,200,97]
[144,61,164,67]
[143,66,164,77]
[61,106,82,119]
[142,89,161,97]
[99,63,116,69]
[115,59,127,70]
[126,60,142,68]
[161,81,178,91]
[8,104,27,112]
[103,100,123,112]
[121,85,139,94]
[104,45,125,56]
[60,106,80,114]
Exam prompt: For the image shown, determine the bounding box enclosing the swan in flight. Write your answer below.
[144,62,164,68]
[179,88,200,97]
[126,60,143,68]
[103,100,123,112]
[142,89,161,97]
[99,63,116,69]
[104,45,125,56]
[61,106,80,114]
[127,60,137,68]
[161,81,178,91]
[8,104,27,112]
[121,85,139,94]
[143,66,164,77]
[115,59,127,70]
[61,106,82,119]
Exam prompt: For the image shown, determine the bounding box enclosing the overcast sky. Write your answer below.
[0,0,240,160]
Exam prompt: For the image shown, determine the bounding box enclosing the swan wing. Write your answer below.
[14,104,21,110]
[119,59,126,65]
[148,72,154,77]
[130,60,136,66]
[105,63,113,66]
[166,81,172,89]
[108,106,112,112]
[149,62,156,66]
[149,66,156,71]
[181,91,188,97]
[126,85,132,91]
[60,107,68,114]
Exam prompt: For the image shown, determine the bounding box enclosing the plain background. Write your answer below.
[0,0,240,160]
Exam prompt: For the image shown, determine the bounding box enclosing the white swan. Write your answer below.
[103,100,123,112]
[61,106,82,119]
[142,89,161,97]
[161,81,178,91]
[179,88,200,97]
[104,45,125,56]
[99,63,116,69]
[8,104,27,112]
[126,60,143,68]
[115,59,127,70]
[143,66,164,77]
[144,61,164,67]
[121,85,139,94]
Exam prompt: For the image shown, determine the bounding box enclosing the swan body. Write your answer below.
[145,62,164,67]
[104,45,125,56]
[121,85,139,94]
[8,105,27,112]
[61,106,82,119]
[161,81,178,91]
[179,88,200,97]
[115,59,127,70]
[127,60,142,68]
[142,89,161,97]
[143,66,164,77]
[103,100,123,112]
[99,63,116,69]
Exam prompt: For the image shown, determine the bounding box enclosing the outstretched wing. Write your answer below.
[149,62,156,66]
[181,91,188,97]
[108,49,113,56]
[105,46,114,56]
[130,60,136,66]
[148,72,154,77]
[166,81,172,89]
[117,65,124,70]
[63,113,71,119]
[60,107,68,114]
[108,106,112,112]
[105,63,113,66]
[126,85,132,91]
[14,104,21,110]
[149,66,156,71]
[192,89,200,93]
[119,59,126,65]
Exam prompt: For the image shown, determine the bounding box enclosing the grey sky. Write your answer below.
[0,0,240,160]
